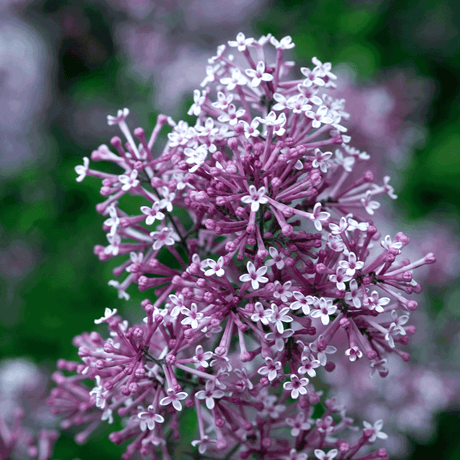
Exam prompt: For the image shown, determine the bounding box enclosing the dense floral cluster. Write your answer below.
[49,33,435,459]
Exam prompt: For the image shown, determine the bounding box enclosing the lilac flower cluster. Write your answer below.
[50,33,436,459]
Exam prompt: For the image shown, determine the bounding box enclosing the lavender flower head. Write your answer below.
[50,32,436,460]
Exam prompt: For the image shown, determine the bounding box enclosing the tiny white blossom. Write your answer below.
[159,388,188,411]
[195,380,225,410]
[184,145,208,172]
[204,257,225,277]
[361,190,380,215]
[75,157,89,182]
[118,169,139,191]
[241,185,268,212]
[107,108,129,125]
[270,35,295,50]
[310,298,337,325]
[245,61,274,87]
[150,227,179,250]
[363,419,388,443]
[141,202,165,225]
[266,246,285,269]
[283,374,309,399]
[94,307,117,324]
[228,32,254,51]
[181,303,204,329]
[308,202,330,231]
[239,261,268,290]
[137,406,165,431]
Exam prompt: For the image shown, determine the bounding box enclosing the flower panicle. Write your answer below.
[60,32,435,459]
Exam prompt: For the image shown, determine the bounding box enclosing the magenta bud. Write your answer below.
[227,137,239,151]
[406,300,418,311]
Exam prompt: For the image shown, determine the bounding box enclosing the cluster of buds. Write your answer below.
[49,33,435,459]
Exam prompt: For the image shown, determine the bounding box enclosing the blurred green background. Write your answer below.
[0,0,459,458]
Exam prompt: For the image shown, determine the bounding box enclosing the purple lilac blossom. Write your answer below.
[49,33,436,459]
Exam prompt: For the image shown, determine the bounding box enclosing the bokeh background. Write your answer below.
[0,0,459,458]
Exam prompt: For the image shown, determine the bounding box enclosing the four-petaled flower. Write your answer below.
[364,291,390,313]
[159,388,188,411]
[345,346,363,362]
[204,256,226,277]
[241,185,268,213]
[283,374,309,399]
[338,252,364,277]
[310,298,337,325]
[150,227,179,250]
[258,356,282,381]
[363,419,388,443]
[268,303,293,333]
[195,380,225,410]
[228,32,254,51]
[141,202,165,225]
[308,202,330,231]
[119,169,139,191]
[184,145,208,172]
[286,412,312,437]
[137,406,165,431]
[245,61,274,87]
[181,303,204,329]
[193,345,213,368]
[239,261,269,290]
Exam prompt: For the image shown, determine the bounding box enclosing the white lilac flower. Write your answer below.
[310,298,337,326]
[184,145,208,172]
[314,449,338,460]
[290,292,315,316]
[220,67,248,91]
[218,103,246,126]
[345,346,363,362]
[137,406,165,431]
[228,32,254,51]
[241,185,268,212]
[306,105,333,128]
[363,419,388,443]
[286,412,312,437]
[298,355,321,377]
[257,357,282,382]
[338,252,364,277]
[266,246,286,269]
[195,380,225,410]
[192,345,213,368]
[75,157,89,182]
[159,388,188,411]
[364,291,390,313]
[361,190,381,215]
[118,169,139,191]
[308,202,330,231]
[188,89,206,116]
[250,301,272,325]
[150,227,179,250]
[141,202,165,225]
[204,256,225,277]
[268,303,293,334]
[239,261,268,290]
[180,303,204,329]
[270,35,295,50]
[283,374,309,399]
[345,279,363,308]
[245,61,274,87]
[94,308,117,324]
